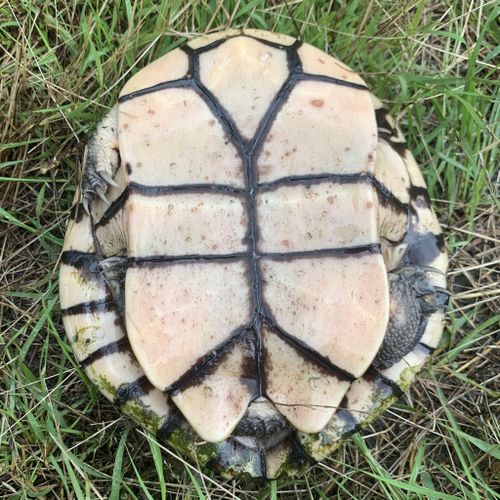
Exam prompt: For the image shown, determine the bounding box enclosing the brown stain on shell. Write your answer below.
[310,99,324,108]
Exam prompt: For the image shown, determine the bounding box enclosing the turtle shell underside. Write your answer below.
[59,29,447,478]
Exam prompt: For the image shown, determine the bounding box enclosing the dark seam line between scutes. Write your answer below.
[296,72,368,91]
[264,317,356,383]
[194,85,246,151]
[130,182,245,195]
[257,172,409,212]
[249,79,296,154]
[250,34,296,51]
[187,37,228,54]
[95,188,129,227]
[129,181,245,196]
[261,243,381,260]
[187,33,298,56]
[374,107,393,130]
[286,39,303,72]
[166,327,253,394]
[378,132,407,149]
[61,250,98,266]
[128,252,248,267]
[127,244,380,267]
[118,78,192,103]
[96,183,245,228]
[366,174,409,212]
[257,172,371,190]
[80,337,131,368]
[418,342,435,353]
[61,299,116,316]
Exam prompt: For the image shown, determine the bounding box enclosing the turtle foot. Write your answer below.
[82,105,119,214]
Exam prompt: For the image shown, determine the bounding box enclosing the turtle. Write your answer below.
[59,29,449,478]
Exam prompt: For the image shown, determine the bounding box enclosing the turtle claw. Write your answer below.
[80,105,120,215]
[81,168,115,211]
[96,186,109,203]
[99,170,119,187]
[82,196,90,216]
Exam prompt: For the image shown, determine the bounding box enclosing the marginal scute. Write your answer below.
[63,311,125,361]
[118,88,245,188]
[256,183,378,253]
[59,261,106,309]
[263,327,350,433]
[125,262,251,390]
[120,47,189,97]
[62,218,95,253]
[374,141,410,204]
[94,209,127,257]
[121,388,172,433]
[405,152,427,188]
[420,311,446,348]
[374,141,410,245]
[265,438,311,478]
[344,375,393,424]
[261,253,389,378]
[199,36,289,139]
[296,412,350,461]
[411,197,441,231]
[86,351,144,401]
[126,192,248,257]
[265,440,293,479]
[379,344,430,390]
[257,80,377,182]
[172,339,258,442]
[136,389,171,420]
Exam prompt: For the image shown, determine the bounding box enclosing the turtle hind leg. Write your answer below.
[82,104,120,213]
[373,267,449,369]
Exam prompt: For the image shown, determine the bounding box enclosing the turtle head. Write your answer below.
[411,271,450,314]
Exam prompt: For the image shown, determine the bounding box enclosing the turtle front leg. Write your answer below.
[82,104,120,213]
[373,267,449,369]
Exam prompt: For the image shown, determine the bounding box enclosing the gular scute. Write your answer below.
[61,29,447,478]
[199,36,289,140]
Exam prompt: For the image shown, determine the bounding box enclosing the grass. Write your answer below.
[0,0,498,498]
